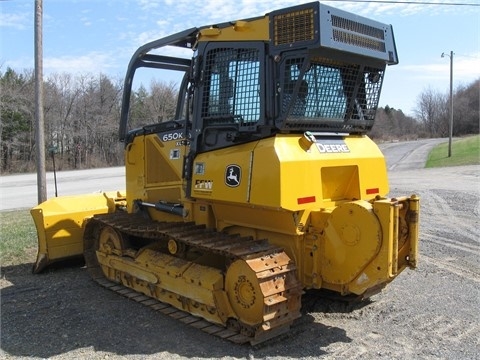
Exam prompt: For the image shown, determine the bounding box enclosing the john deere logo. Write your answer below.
[225,165,241,187]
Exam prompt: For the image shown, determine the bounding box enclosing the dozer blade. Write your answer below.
[31,191,126,273]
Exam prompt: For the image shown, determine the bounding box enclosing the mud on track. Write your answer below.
[1,140,479,359]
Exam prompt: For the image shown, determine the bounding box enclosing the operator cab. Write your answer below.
[118,2,398,184]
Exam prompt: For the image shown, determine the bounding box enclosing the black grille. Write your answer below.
[331,15,385,40]
[331,15,386,53]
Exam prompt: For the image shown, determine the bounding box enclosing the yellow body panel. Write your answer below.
[125,133,187,218]
[198,17,269,42]
[192,135,389,211]
[31,191,125,273]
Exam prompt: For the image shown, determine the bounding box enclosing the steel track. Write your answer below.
[83,211,302,345]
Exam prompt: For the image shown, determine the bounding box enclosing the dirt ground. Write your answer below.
[1,140,479,359]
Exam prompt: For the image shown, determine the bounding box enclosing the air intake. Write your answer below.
[319,4,398,64]
[331,15,386,53]
[273,7,315,46]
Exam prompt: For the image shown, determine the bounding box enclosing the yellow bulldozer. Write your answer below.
[31,2,419,344]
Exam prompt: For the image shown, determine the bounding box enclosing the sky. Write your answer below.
[1,0,479,116]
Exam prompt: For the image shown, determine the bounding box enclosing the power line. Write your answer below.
[454,53,480,58]
[325,0,480,6]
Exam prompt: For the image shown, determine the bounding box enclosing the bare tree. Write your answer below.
[70,74,123,168]
[0,68,35,173]
[453,79,479,136]
[370,106,421,141]
[44,73,80,169]
[415,87,449,137]
[146,80,178,122]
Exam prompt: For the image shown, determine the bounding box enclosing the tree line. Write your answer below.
[1,67,478,174]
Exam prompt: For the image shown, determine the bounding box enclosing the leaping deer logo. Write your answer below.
[225,165,241,187]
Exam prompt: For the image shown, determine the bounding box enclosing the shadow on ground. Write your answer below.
[1,263,353,358]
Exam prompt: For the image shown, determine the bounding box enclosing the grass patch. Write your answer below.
[426,135,480,168]
[0,210,38,266]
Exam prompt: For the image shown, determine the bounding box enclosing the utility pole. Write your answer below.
[441,51,454,158]
[35,0,47,203]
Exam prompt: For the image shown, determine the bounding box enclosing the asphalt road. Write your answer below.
[378,138,447,171]
[0,167,125,211]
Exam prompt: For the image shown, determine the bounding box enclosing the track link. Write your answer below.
[84,211,302,345]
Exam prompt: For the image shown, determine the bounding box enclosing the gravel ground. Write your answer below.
[1,139,479,359]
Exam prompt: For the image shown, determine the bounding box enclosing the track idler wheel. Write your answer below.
[99,226,127,255]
